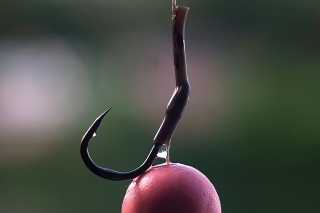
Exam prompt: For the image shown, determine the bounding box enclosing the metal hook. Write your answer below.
[80,5,190,181]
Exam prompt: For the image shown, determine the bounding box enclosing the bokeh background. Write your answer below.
[1,0,319,212]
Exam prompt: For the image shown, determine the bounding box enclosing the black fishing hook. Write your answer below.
[80,5,190,181]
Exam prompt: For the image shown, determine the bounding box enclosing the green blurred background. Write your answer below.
[0,0,319,212]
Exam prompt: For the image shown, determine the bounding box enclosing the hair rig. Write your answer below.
[80,3,190,181]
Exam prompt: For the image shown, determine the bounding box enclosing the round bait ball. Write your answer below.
[122,163,221,213]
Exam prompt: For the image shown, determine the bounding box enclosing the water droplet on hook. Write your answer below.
[157,144,167,159]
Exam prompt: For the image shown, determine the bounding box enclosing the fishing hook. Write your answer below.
[80,5,190,181]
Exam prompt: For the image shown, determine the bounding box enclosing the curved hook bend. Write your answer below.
[80,108,162,181]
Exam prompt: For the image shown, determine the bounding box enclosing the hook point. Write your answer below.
[82,107,112,141]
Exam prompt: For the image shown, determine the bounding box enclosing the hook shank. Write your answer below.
[154,6,190,147]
